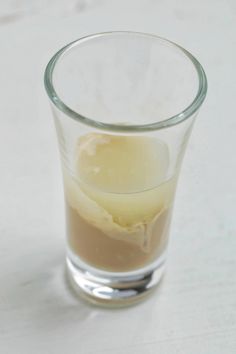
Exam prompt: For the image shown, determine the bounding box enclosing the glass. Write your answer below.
[44,32,207,306]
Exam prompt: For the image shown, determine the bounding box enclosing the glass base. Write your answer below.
[66,253,166,307]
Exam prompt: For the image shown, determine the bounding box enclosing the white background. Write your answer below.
[0,0,236,353]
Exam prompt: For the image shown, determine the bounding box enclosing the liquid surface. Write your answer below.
[64,133,176,272]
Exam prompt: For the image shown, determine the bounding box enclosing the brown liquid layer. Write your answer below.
[66,203,172,272]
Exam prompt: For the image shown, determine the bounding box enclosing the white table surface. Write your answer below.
[1,1,236,353]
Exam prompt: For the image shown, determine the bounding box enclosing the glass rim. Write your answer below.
[44,31,207,132]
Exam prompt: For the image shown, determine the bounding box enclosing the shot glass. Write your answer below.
[44,32,207,306]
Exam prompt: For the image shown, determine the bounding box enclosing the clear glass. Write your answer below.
[44,32,207,306]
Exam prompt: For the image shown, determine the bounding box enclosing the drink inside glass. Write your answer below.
[44,32,207,305]
[65,133,176,272]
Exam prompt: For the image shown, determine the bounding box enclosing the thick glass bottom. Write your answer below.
[66,252,166,307]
